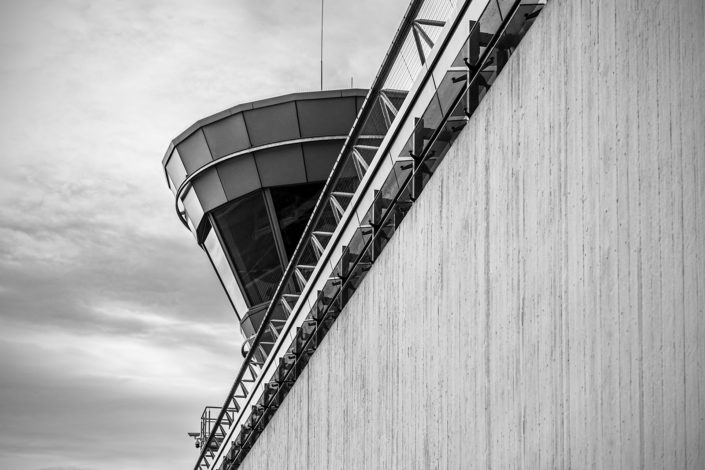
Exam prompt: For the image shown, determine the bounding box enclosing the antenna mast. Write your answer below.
[320,0,324,90]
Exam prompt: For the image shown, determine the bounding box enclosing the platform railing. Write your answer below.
[192,0,546,468]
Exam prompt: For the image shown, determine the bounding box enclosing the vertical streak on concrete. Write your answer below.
[483,126,492,469]
[632,0,647,467]
[237,0,705,468]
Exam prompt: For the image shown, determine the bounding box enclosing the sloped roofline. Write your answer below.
[161,88,369,167]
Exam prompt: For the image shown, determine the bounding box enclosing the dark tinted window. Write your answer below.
[212,191,283,305]
[270,183,324,257]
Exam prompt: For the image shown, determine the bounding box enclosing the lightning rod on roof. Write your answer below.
[320,0,324,90]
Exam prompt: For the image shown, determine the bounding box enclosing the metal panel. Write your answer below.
[182,187,204,229]
[192,167,228,213]
[165,148,187,194]
[176,129,213,174]
[203,113,251,159]
[254,144,307,187]
[216,155,262,201]
[355,96,365,115]
[301,140,343,181]
[296,97,357,138]
[244,102,300,147]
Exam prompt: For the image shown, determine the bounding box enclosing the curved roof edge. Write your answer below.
[162,88,369,167]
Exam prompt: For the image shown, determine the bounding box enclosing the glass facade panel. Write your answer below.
[239,303,268,339]
[270,183,324,258]
[204,227,249,317]
[212,191,283,306]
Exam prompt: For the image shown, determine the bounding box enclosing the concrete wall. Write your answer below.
[240,0,705,468]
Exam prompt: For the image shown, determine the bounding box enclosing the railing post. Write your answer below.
[495,48,508,75]
[467,20,480,115]
[412,117,425,200]
[371,189,381,261]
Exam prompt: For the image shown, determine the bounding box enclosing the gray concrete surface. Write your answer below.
[240,0,705,467]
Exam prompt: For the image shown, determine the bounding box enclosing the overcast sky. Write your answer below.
[0,1,408,468]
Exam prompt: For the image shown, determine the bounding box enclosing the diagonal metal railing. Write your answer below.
[192,0,546,468]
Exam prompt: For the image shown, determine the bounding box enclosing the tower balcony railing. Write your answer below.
[192,0,545,468]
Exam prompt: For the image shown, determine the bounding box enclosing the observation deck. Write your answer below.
[162,89,374,343]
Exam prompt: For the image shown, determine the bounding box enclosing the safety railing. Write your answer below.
[192,0,545,468]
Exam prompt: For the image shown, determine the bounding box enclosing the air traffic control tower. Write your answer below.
[162,90,369,349]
